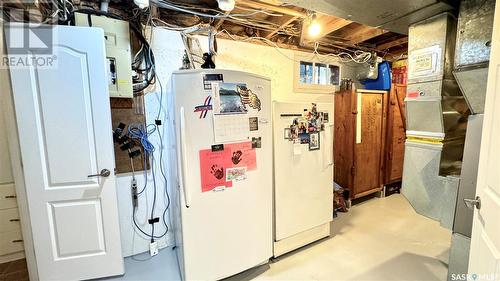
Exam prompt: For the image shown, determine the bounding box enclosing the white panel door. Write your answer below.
[468,2,500,279]
[6,25,124,280]
[273,102,334,240]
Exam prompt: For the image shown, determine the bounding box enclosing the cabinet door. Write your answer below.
[334,90,356,189]
[384,86,406,184]
[353,92,386,197]
[0,106,13,184]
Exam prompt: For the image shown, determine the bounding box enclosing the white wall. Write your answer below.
[117,29,363,256]
[198,36,361,102]
[115,28,185,257]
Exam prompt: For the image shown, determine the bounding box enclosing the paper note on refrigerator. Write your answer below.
[293,142,302,155]
[226,167,247,181]
[226,141,257,171]
[213,114,250,143]
[199,149,233,192]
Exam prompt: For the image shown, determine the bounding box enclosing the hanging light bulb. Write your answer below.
[133,0,149,9]
[217,0,235,12]
[308,13,321,38]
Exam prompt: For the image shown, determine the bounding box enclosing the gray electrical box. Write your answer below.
[75,13,133,98]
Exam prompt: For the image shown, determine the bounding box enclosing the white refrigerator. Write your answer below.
[272,101,334,257]
[168,69,273,280]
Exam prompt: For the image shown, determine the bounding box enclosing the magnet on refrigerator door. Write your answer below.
[249,117,259,131]
[203,73,224,90]
[237,85,262,111]
[194,95,213,119]
[299,133,310,144]
[284,128,292,139]
[217,83,248,114]
[309,132,320,151]
[323,112,329,122]
[226,167,247,182]
[252,137,262,148]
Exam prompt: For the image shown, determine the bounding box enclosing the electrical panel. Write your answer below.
[75,13,133,98]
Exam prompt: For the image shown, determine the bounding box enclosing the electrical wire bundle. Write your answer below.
[128,123,170,244]
[131,22,157,93]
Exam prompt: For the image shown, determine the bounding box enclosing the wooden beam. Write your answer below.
[316,16,352,38]
[237,0,306,18]
[389,47,408,56]
[376,37,408,51]
[345,26,389,44]
[263,15,299,39]
[255,0,284,5]
[214,11,231,30]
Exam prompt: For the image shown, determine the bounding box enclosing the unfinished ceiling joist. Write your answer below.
[388,47,408,58]
[312,15,352,40]
[214,11,231,30]
[263,15,300,39]
[377,37,408,51]
[237,0,306,18]
[345,26,389,45]
[90,0,408,58]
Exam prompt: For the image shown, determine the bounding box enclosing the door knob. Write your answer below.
[464,196,481,210]
[88,169,111,178]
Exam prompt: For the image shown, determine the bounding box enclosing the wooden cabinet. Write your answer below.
[0,110,23,262]
[384,85,407,184]
[334,89,387,199]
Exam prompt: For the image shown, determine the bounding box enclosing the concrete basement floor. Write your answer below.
[108,194,452,281]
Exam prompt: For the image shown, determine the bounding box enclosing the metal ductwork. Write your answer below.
[453,0,495,114]
[402,12,468,231]
[448,0,495,279]
[405,13,470,176]
[282,0,458,34]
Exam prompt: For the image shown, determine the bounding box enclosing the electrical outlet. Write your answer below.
[150,241,158,257]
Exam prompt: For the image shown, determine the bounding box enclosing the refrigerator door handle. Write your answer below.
[179,107,192,208]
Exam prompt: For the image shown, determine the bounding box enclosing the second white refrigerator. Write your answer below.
[273,101,334,257]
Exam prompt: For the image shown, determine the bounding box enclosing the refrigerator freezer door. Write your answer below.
[273,102,334,241]
[171,70,273,280]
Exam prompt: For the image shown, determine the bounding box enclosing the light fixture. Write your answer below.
[134,0,149,9]
[217,0,236,12]
[308,13,321,38]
